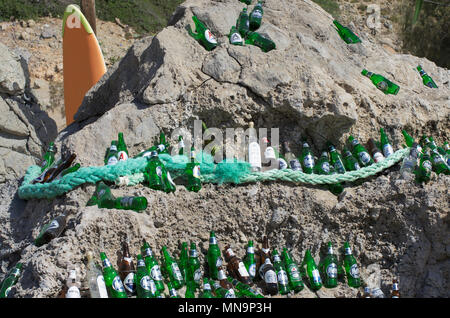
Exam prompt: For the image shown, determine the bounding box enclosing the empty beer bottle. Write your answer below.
[56,163,81,180]
[35,212,68,247]
[380,128,394,158]
[187,16,218,51]
[227,277,265,298]
[200,278,214,298]
[0,263,22,298]
[245,31,276,52]
[348,136,374,167]
[272,249,290,295]
[301,250,322,291]
[239,0,252,5]
[430,149,449,175]
[327,142,346,174]
[178,136,185,156]
[215,267,236,298]
[143,151,165,191]
[185,147,202,192]
[342,147,361,171]
[229,25,244,46]
[402,130,418,149]
[237,7,250,36]
[179,242,189,281]
[65,268,81,298]
[259,258,278,295]
[88,181,148,212]
[32,156,62,184]
[300,141,315,174]
[187,242,202,287]
[161,246,184,289]
[319,242,338,288]
[207,231,223,280]
[105,140,119,165]
[283,141,302,171]
[343,242,361,288]
[40,142,57,172]
[400,142,421,178]
[262,137,278,169]
[417,65,438,88]
[391,279,401,298]
[210,278,236,298]
[243,240,257,281]
[117,132,128,162]
[86,251,108,298]
[414,150,432,183]
[367,138,385,163]
[136,255,158,298]
[249,1,263,31]
[158,132,170,155]
[118,239,136,296]
[223,245,251,285]
[167,281,181,298]
[314,151,343,195]
[140,240,164,292]
[248,122,262,172]
[361,69,400,95]
[100,252,127,298]
[333,20,361,44]
[281,248,304,293]
[257,235,271,272]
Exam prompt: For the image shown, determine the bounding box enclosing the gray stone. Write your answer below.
[0,43,26,95]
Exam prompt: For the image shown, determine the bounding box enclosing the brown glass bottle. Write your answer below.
[259,258,278,295]
[34,213,68,247]
[366,139,385,163]
[391,279,400,298]
[118,239,136,296]
[217,266,235,293]
[223,245,252,285]
[259,236,271,264]
[34,153,77,184]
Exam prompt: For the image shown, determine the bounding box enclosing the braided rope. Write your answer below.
[18,148,409,200]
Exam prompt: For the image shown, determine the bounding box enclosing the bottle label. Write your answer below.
[47,220,60,231]
[290,159,302,171]
[359,151,371,164]
[238,262,250,278]
[334,161,345,173]
[354,162,361,170]
[41,160,48,168]
[66,286,81,298]
[120,197,134,207]
[382,144,394,157]
[351,139,359,147]
[248,263,256,278]
[194,269,203,283]
[117,151,128,162]
[303,155,314,168]
[143,248,153,258]
[226,248,235,257]
[377,81,388,91]
[109,145,118,152]
[344,247,352,255]
[225,289,236,298]
[287,263,301,280]
[277,270,289,286]
[230,32,243,44]
[423,160,432,171]
[432,155,444,164]
[124,272,136,293]
[249,143,262,168]
[204,29,217,44]
[278,158,288,170]
[312,269,322,284]
[373,152,384,163]
[216,257,223,267]
[349,264,360,278]
[209,237,217,245]
[102,258,112,268]
[273,255,281,263]
[169,288,177,297]
[264,147,276,160]
[97,275,108,298]
[137,259,145,267]
[326,263,338,278]
[150,265,163,281]
[393,283,399,291]
[107,156,118,166]
[204,283,211,290]
[265,270,278,284]
[193,165,201,178]
[157,144,165,152]
[321,162,330,173]
[171,263,183,281]
[189,249,198,258]
[140,276,152,291]
[112,276,126,293]
[156,166,163,177]
[247,246,254,254]
[251,10,263,19]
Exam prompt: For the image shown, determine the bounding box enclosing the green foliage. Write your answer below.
[311,0,341,19]
[0,0,66,20]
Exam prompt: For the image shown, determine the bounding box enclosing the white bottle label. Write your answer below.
[354,162,361,170]
[194,269,203,283]
[265,270,278,284]
[423,160,432,171]
[248,264,256,278]
[112,276,125,292]
[312,269,322,284]
[97,275,108,298]
[47,220,60,231]
[264,147,276,160]
[216,257,223,267]
[290,159,302,171]
[321,162,330,173]
[193,166,201,178]
[251,10,263,19]
[140,276,152,291]
[326,263,338,278]
[359,151,371,164]
[124,272,136,293]
[109,145,117,152]
[277,270,289,285]
[382,144,394,157]
[349,264,360,278]
[303,155,314,168]
[373,152,385,163]
[230,32,243,44]
[171,263,183,281]
[249,142,262,169]
[204,29,217,44]
[120,197,134,207]
[66,286,81,298]
[238,262,250,278]
[107,156,118,166]
[117,151,128,162]
[279,158,288,170]
[225,289,236,298]
[151,265,163,281]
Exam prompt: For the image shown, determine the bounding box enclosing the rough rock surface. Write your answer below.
[0,0,449,298]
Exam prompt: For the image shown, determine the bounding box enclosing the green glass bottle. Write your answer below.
[414,150,433,183]
[0,263,23,298]
[361,69,400,95]
[443,142,450,167]
[99,252,127,298]
[200,278,215,298]
[161,246,185,290]
[272,249,290,295]
[213,268,237,298]
[40,142,56,172]
[343,242,361,288]
[135,255,159,298]
[402,130,417,148]
[88,181,147,212]
[34,213,68,247]
[380,128,394,158]
[314,151,344,195]
[243,240,257,281]
[187,15,218,51]
[333,20,361,44]
[282,141,302,171]
[179,242,189,282]
[105,140,119,165]
[187,242,203,287]
[229,26,244,46]
[117,132,129,162]
[300,141,315,174]
[178,136,185,156]
[167,281,181,298]
[185,280,196,298]
[239,0,252,4]
[301,250,322,291]
[185,147,202,192]
[237,7,250,37]
[245,31,276,52]
[430,149,449,175]
[327,142,346,174]
[207,231,223,280]
[140,240,165,292]
[319,242,338,288]
[227,277,265,298]
[58,163,81,179]
[158,132,170,155]
[417,65,438,88]
[281,248,304,293]
[249,1,263,31]
[144,151,164,191]
[342,147,361,171]
[348,136,374,167]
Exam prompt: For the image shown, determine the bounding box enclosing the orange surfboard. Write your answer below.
[62,4,106,126]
